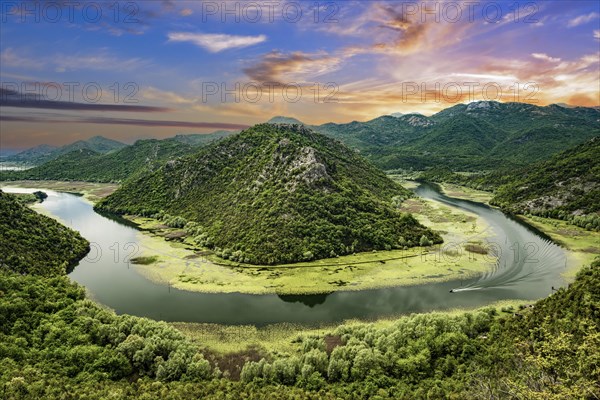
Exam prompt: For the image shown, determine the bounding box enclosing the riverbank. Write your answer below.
[171,298,530,356]
[389,177,495,205]
[124,189,496,295]
[0,180,119,202]
[438,183,494,204]
[406,180,598,285]
[517,214,600,281]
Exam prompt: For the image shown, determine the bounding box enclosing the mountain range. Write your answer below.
[311,101,600,170]
[2,139,196,183]
[6,102,598,173]
[3,131,238,166]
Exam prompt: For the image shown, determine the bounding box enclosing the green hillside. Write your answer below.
[314,102,600,170]
[97,124,440,264]
[491,137,600,229]
[2,139,195,183]
[0,190,89,276]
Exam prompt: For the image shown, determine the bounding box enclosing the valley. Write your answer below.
[2,2,600,396]
[2,117,598,398]
[4,176,591,326]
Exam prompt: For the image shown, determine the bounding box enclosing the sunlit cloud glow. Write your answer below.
[167,32,267,52]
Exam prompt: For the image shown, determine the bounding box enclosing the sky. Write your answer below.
[0,0,599,150]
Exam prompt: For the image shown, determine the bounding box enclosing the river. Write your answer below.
[3,184,569,326]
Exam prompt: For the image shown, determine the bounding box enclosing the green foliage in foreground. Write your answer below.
[0,191,89,276]
[97,124,440,264]
[10,191,47,206]
[1,260,598,399]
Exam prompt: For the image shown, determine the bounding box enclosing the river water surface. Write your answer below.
[3,184,569,325]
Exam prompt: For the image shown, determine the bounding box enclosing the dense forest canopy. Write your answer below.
[0,190,89,276]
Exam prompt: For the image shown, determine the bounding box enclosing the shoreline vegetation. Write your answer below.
[0,180,119,203]
[119,181,496,295]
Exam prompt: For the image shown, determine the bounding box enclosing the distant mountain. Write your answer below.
[491,137,599,229]
[313,101,600,171]
[267,116,305,125]
[553,103,577,109]
[97,124,440,265]
[3,144,58,164]
[172,130,237,146]
[84,135,128,153]
[2,139,194,183]
[4,136,127,165]
[388,112,404,118]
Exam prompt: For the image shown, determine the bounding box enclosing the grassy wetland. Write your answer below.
[123,186,495,295]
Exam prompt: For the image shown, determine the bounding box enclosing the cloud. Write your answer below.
[567,12,599,27]
[595,30,600,40]
[318,3,470,56]
[371,3,471,55]
[243,51,342,84]
[532,53,561,63]
[53,51,150,72]
[167,32,267,52]
[0,114,249,130]
[567,93,599,107]
[0,48,42,70]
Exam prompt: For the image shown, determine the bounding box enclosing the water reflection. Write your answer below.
[278,293,331,308]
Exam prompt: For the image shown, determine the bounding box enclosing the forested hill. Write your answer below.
[313,102,600,170]
[490,137,600,229]
[0,190,89,276]
[97,124,441,264]
[1,139,195,183]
